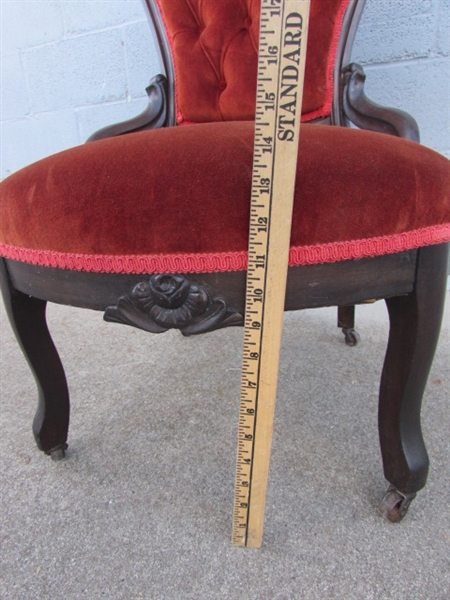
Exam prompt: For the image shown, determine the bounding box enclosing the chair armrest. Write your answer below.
[342,63,420,142]
[87,74,170,142]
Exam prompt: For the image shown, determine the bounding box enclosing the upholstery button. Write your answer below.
[244,17,252,28]
[219,81,227,91]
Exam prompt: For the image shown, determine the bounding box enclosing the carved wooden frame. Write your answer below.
[86,0,420,344]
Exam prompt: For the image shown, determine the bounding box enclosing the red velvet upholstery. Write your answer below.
[1,0,449,274]
[155,0,350,123]
[1,122,449,274]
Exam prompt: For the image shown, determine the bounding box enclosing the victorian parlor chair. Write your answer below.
[1,0,449,526]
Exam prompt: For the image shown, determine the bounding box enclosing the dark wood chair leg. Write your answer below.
[337,305,360,345]
[378,243,448,521]
[0,260,70,458]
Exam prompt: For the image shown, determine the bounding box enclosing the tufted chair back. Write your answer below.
[154,0,350,124]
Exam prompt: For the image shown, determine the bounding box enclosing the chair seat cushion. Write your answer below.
[0,122,449,274]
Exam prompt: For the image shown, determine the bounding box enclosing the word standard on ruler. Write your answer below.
[232,0,310,548]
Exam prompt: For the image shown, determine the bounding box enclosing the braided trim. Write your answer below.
[1,224,449,274]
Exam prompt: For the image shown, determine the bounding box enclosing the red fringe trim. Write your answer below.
[1,225,449,274]
[154,0,184,124]
[155,0,351,126]
[302,0,351,122]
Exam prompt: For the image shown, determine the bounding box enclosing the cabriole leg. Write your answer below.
[379,244,448,521]
[337,305,360,346]
[0,260,69,458]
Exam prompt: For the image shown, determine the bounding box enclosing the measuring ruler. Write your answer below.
[232,0,310,548]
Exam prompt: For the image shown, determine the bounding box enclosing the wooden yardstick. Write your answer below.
[232,0,310,548]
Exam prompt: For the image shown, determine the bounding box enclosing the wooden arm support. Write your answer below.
[342,63,420,142]
[87,74,170,142]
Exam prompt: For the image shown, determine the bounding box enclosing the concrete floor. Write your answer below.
[1,296,449,599]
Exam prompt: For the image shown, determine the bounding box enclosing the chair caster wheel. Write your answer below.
[47,443,68,461]
[342,328,360,346]
[380,485,416,523]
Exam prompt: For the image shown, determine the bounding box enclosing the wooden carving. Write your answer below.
[342,63,420,141]
[104,274,244,336]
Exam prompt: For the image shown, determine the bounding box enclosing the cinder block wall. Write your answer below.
[1,0,449,180]
[352,0,449,157]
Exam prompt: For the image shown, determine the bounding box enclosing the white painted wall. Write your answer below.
[1,0,449,180]
[352,0,449,157]
[1,0,159,179]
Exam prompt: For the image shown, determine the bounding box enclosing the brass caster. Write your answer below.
[47,443,68,461]
[380,484,416,523]
[342,327,360,346]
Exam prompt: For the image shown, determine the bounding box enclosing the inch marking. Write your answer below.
[232,0,310,548]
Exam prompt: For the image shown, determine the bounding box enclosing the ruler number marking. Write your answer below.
[233,0,310,547]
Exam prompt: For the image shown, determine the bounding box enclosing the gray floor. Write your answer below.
[1,295,449,600]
